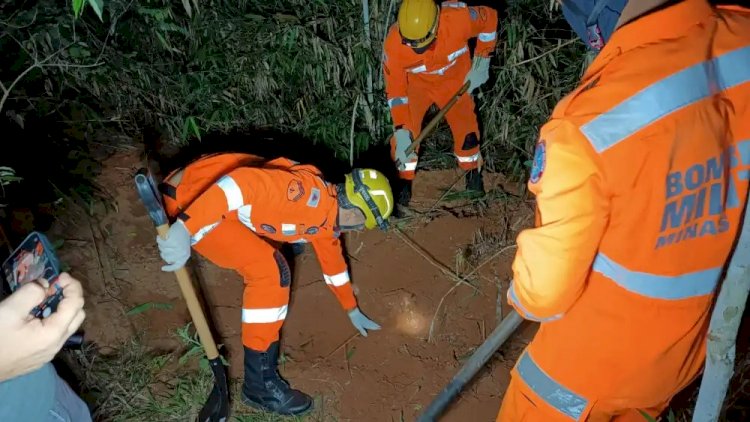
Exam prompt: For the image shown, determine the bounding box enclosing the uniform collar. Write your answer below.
[585,0,715,76]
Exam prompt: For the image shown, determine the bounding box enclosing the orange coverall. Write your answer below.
[383,1,498,179]
[497,0,750,420]
[159,153,358,352]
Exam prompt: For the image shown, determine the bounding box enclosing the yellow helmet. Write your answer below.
[398,0,439,49]
[340,169,394,230]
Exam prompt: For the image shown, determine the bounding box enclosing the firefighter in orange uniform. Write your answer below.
[383,0,498,214]
[154,153,394,416]
[497,0,750,420]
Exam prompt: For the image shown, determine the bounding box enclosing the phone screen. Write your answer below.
[1,231,63,317]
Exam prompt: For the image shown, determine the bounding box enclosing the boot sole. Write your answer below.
[241,394,314,417]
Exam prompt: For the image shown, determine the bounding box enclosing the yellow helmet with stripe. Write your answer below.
[398,0,439,49]
[341,169,394,230]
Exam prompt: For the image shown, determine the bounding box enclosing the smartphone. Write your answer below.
[1,231,63,318]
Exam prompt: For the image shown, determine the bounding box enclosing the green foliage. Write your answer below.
[73,0,104,21]
[476,0,586,178]
[126,301,174,315]
[0,167,22,187]
[174,322,229,369]
[2,0,584,180]
[72,329,328,421]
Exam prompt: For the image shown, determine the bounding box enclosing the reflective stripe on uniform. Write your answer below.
[592,253,722,300]
[190,222,219,245]
[447,46,468,62]
[456,152,481,162]
[478,32,496,42]
[401,161,418,171]
[242,305,288,324]
[516,351,588,420]
[324,271,350,287]
[238,205,257,231]
[408,64,427,74]
[507,281,562,322]
[426,61,457,76]
[442,1,466,7]
[216,175,244,211]
[388,96,409,108]
[423,46,468,76]
[409,46,468,76]
[581,45,750,153]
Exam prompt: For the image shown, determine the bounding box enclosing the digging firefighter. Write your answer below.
[497,0,750,420]
[153,153,394,416]
[383,0,498,214]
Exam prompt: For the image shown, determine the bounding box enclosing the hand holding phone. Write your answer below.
[0,273,86,381]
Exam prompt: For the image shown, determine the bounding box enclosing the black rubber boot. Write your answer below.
[242,342,313,416]
[393,179,413,218]
[465,169,485,194]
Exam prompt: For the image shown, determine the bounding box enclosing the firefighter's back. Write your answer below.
[530,0,750,405]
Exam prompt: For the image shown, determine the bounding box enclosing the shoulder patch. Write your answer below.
[469,7,478,20]
[307,187,321,208]
[287,179,305,202]
[529,140,546,184]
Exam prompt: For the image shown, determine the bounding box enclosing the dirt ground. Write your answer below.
[48,149,538,421]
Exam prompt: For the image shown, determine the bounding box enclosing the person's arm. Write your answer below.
[466,5,498,57]
[310,236,357,311]
[383,27,410,131]
[0,273,86,382]
[508,120,609,321]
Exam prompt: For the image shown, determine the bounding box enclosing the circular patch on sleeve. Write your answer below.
[261,224,276,234]
[305,226,319,235]
[529,140,546,184]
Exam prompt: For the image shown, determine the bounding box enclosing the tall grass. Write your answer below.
[69,324,332,421]
[1,0,585,180]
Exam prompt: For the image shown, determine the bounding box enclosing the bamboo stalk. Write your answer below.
[361,0,375,118]
[691,190,750,420]
[349,94,361,167]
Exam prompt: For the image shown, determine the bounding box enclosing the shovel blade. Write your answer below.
[197,357,230,422]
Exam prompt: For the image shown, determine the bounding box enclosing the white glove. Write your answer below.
[348,307,381,337]
[156,220,191,272]
[464,56,491,93]
[394,128,416,171]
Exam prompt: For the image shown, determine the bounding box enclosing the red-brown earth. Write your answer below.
[49,149,538,421]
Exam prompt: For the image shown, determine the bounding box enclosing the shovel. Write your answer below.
[395,81,471,169]
[134,168,230,422]
[416,309,524,421]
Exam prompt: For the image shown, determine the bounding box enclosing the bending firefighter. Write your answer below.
[498,0,750,420]
[154,153,394,416]
[384,0,498,213]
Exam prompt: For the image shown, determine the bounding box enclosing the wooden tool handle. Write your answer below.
[405,81,471,155]
[157,224,220,360]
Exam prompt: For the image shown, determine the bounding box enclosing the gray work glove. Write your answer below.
[394,128,416,171]
[464,56,491,93]
[155,220,191,272]
[348,307,381,337]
